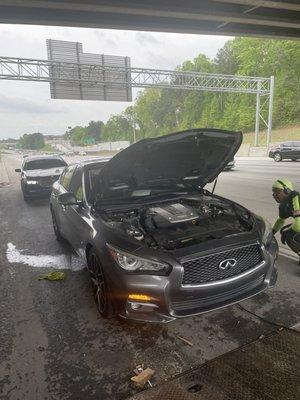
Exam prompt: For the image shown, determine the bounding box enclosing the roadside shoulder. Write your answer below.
[0,155,10,186]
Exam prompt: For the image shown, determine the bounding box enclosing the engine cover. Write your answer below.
[149,203,199,227]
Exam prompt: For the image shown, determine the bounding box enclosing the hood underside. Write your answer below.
[24,167,65,178]
[98,128,242,197]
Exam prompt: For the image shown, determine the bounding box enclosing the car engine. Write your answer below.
[102,195,253,250]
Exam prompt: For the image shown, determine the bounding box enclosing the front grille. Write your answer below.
[182,243,263,285]
[38,176,58,187]
[172,274,265,312]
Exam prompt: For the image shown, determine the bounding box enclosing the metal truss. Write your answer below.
[0,56,274,146]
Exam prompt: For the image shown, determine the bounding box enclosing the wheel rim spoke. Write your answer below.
[89,254,106,313]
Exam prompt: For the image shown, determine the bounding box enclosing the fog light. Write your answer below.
[130,303,142,310]
[128,294,151,301]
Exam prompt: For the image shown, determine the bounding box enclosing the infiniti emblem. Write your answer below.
[218,258,237,270]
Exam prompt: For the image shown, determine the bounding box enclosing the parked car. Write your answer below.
[269,141,300,162]
[15,155,67,200]
[79,151,87,156]
[50,129,278,323]
[224,157,235,170]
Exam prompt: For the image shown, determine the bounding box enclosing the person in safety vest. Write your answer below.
[272,178,300,264]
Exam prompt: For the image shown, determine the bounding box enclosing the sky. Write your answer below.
[0,24,231,139]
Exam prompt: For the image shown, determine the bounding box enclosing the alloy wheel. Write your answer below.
[274,153,282,162]
[88,253,107,314]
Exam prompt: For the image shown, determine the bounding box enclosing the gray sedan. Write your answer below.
[50,129,278,323]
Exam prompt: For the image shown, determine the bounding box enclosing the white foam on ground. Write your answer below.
[6,243,84,271]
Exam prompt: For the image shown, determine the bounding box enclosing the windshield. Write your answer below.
[24,158,67,170]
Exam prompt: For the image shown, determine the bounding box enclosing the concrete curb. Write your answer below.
[0,156,10,185]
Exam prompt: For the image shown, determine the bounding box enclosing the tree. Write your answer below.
[86,120,104,141]
[18,133,45,149]
[103,113,133,142]
[214,40,238,74]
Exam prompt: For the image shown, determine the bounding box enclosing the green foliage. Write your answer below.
[65,126,88,146]
[133,38,299,140]
[66,121,104,145]
[102,112,133,141]
[18,132,45,149]
[40,143,56,152]
[86,120,104,141]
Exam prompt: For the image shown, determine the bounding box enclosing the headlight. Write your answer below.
[107,245,170,274]
[26,180,38,185]
[262,218,273,246]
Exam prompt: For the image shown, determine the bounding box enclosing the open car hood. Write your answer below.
[98,128,242,198]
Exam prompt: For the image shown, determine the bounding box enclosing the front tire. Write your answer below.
[22,192,30,201]
[274,152,282,162]
[88,249,115,318]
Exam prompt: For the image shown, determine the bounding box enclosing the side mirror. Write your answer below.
[58,192,79,206]
[15,168,21,172]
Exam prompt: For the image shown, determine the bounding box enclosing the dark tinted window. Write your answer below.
[69,167,83,201]
[24,158,67,170]
[282,142,293,147]
[85,162,107,202]
[60,165,76,190]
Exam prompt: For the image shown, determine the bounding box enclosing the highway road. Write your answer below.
[0,153,299,400]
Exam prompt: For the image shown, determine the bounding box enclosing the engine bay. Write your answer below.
[101,194,254,250]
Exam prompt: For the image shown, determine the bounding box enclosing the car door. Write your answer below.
[52,164,77,238]
[62,166,92,257]
[292,142,300,159]
[281,142,294,159]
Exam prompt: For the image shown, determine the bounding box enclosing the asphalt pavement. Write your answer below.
[0,154,299,400]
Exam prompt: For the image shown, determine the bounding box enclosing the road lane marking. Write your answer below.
[6,242,85,271]
[291,322,300,332]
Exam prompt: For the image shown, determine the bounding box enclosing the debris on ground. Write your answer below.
[131,365,155,388]
[38,271,66,281]
[177,335,193,347]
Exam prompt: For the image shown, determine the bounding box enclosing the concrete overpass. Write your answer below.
[0,1,299,39]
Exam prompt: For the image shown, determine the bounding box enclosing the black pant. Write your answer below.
[282,228,300,255]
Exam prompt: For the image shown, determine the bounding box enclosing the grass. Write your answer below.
[40,143,56,152]
[242,125,300,146]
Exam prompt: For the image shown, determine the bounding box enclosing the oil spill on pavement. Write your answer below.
[6,242,85,271]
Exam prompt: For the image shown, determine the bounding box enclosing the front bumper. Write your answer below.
[113,239,278,323]
[22,180,56,197]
